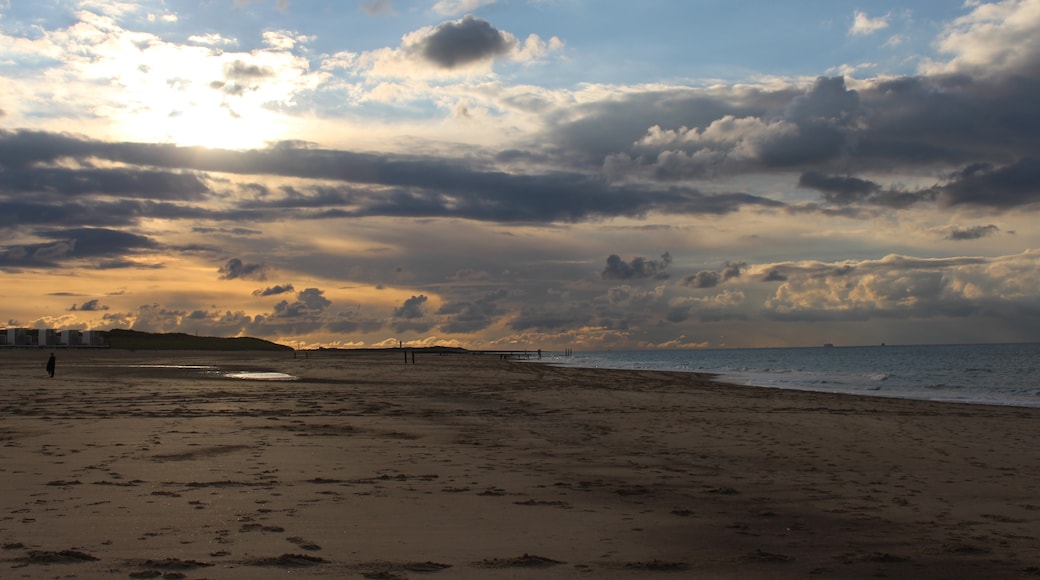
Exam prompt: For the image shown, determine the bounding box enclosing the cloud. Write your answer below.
[0,166,210,201]
[601,252,672,281]
[218,258,268,280]
[798,171,928,209]
[416,16,513,69]
[253,284,296,296]
[762,269,788,282]
[682,262,747,288]
[394,294,429,319]
[0,6,327,148]
[436,288,508,333]
[0,130,784,224]
[273,288,332,318]
[939,159,1040,208]
[761,252,1040,321]
[297,288,332,311]
[798,171,880,204]
[607,77,862,180]
[391,294,434,333]
[188,33,238,47]
[69,299,109,312]
[849,11,890,36]
[0,228,161,268]
[359,15,562,77]
[928,0,1040,76]
[193,226,263,236]
[433,0,497,17]
[361,0,394,15]
[946,224,1000,241]
[224,60,276,81]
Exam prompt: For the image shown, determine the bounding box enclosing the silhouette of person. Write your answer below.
[46,353,56,378]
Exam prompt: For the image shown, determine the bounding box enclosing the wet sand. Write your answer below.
[2,349,1038,579]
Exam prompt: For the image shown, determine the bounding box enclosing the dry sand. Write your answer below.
[2,348,1039,579]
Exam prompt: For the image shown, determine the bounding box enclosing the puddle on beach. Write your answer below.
[224,371,298,381]
[126,364,219,370]
[110,364,298,381]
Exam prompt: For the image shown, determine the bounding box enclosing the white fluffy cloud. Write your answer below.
[926,0,1040,75]
[849,10,890,36]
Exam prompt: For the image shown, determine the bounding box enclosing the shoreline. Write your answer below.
[539,343,1040,410]
[2,349,1038,578]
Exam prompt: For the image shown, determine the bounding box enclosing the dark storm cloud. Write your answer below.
[436,288,508,333]
[0,197,220,229]
[947,225,1000,241]
[193,226,263,236]
[391,294,434,333]
[95,258,164,270]
[418,16,512,69]
[393,294,428,319]
[854,73,1040,167]
[224,60,275,80]
[0,130,784,224]
[682,261,746,288]
[601,252,672,281]
[762,269,787,282]
[253,284,295,297]
[218,258,267,281]
[0,166,209,200]
[297,288,332,310]
[0,227,160,268]
[1,54,1036,232]
[211,61,276,97]
[798,171,880,204]
[69,299,109,312]
[795,171,934,209]
[548,88,776,164]
[548,70,1040,211]
[273,288,331,318]
[44,227,159,255]
[939,158,1040,208]
[296,181,779,222]
[584,77,857,175]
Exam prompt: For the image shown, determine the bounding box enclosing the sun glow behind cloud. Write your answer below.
[4,6,321,150]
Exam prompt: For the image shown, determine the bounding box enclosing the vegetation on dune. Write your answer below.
[102,329,293,351]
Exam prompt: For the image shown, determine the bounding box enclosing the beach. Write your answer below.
[2,349,1038,579]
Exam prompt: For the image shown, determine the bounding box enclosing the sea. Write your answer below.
[543,343,1040,408]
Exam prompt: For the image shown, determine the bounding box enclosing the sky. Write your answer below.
[1,0,1039,350]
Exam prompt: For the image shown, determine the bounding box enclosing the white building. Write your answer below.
[6,328,30,346]
[39,329,58,347]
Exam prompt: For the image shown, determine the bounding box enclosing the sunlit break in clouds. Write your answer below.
[2,0,1040,349]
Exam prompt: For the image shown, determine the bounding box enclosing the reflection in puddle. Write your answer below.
[224,371,298,381]
[105,364,298,381]
[127,364,219,370]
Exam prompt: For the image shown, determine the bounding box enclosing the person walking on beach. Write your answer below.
[46,353,56,378]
